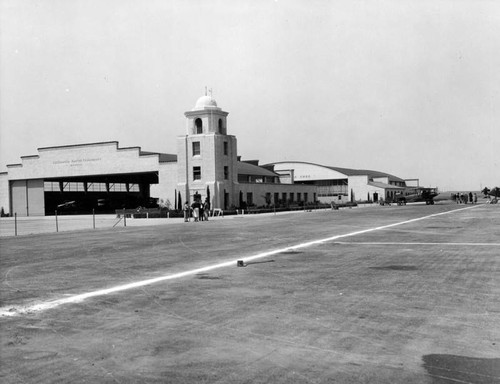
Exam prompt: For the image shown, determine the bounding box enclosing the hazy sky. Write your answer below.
[1,0,499,191]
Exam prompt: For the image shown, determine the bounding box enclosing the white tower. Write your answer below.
[177,94,238,210]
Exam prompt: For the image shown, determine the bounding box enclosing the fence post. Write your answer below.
[55,210,59,232]
[123,208,126,227]
[93,209,95,229]
[14,212,17,236]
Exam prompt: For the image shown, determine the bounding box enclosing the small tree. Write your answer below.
[482,187,490,197]
[262,194,271,206]
[491,187,500,197]
[158,198,172,210]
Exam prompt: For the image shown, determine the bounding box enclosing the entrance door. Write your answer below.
[224,190,229,210]
[373,192,378,202]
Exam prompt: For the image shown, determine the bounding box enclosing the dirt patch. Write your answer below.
[196,274,221,280]
[370,265,419,271]
[422,354,500,383]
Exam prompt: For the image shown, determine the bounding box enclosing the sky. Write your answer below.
[1,0,499,191]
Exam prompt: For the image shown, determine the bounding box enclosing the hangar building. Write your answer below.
[268,162,407,204]
[0,95,410,216]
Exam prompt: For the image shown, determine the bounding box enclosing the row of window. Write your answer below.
[315,185,348,195]
[44,181,140,192]
[192,141,228,156]
[238,175,279,184]
[244,192,311,206]
[300,179,348,186]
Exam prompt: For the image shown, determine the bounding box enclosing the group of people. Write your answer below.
[183,198,210,222]
[454,192,477,204]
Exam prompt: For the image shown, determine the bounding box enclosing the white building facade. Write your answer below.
[0,95,316,216]
[269,161,407,204]
[0,95,413,216]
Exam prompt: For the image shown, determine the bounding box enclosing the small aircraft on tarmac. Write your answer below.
[394,187,440,205]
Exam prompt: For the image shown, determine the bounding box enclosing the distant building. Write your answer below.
[0,94,412,216]
[268,162,407,204]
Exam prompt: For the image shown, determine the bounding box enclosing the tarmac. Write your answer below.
[0,202,498,383]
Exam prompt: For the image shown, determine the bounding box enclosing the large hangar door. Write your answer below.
[27,179,45,216]
[10,179,45,216]
[10,180,27,216]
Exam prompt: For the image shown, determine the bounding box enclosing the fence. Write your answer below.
[0,209,185,237]
[0,203,361,237]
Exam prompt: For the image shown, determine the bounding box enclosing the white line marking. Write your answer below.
[0,205,481,317]
[334,242,500,246]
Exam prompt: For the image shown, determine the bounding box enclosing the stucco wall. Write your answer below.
[272,162,348,182]
[0,173,9,215]
[6,142,161,181]
[347,175,369,202]
[177,133,239,209]
[150,162,178,208]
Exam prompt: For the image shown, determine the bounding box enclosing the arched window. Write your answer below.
[195,118,203,134]
[218,119,223,133]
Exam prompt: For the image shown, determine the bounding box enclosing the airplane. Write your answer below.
[394,187,440,205]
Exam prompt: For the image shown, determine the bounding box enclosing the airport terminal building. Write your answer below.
[0,95,411,216]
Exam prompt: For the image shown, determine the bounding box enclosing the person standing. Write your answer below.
[469,192,473,204]
[204,198,210,221]
[474,193,478,204]
[199,200,204,221]
[183,202,191,222]
[192,201,200,222]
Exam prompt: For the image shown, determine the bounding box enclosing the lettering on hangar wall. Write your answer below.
[52,158,102,167]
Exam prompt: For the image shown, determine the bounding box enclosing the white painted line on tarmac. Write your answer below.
[0,205,481,317]
[334,242,500,246]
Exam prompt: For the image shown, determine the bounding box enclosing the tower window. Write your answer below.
[192,142,200,156]
[224,166,229,179]
[218,119,223,133]
[195,118,203,134]
[223,142,228,155]
[193,166,201,180]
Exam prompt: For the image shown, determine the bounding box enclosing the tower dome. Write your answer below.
[193,95,219,111]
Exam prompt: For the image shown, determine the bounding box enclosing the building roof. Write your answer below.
[324,166,405,182]
[5,142,178,168]
[266,161,405,182]
[368,181,404,190]
[140,151,177,163]
[237,161,279,177]
[193,95,220,111]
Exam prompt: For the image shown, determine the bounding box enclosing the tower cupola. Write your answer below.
[193,95,220,111]
[184,91,228,135]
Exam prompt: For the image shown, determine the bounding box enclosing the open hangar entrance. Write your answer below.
[11,171,159,216]
[44,171,159,215]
